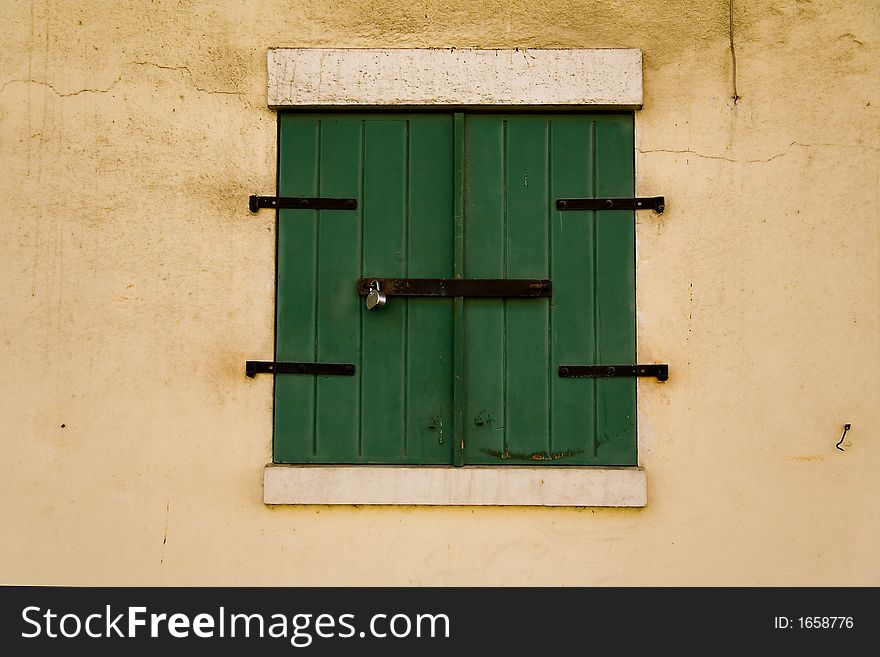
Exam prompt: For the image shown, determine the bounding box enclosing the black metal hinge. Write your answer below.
[357,278,551,298]
[558,364,669,382]
[556,196,665,214]
[249,195,358,212]
[246,361,356,378]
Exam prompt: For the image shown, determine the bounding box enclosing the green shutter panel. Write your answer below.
[273,112,636,467]
[462,114,637,465]
[274,114,455,464]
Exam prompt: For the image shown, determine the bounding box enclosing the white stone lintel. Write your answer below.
[263,465,647,507]
[268,48,643,109]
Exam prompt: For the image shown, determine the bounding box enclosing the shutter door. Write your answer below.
[462,114,637,465]
[274,114,456,464]
[273,112,638,466]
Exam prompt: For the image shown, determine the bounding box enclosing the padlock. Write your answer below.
[366,280,386,310]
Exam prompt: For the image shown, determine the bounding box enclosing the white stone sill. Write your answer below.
[263,465,646,507]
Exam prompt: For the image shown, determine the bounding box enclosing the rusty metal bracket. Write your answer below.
[246,361,356,378]
[357,278,551,298]
[556,196,665,214]
[249,195,357,212]
[558,364,669,382]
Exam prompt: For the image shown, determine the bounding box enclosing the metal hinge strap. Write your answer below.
[558,364,669,382]
[249,195,358,212]
[246,361,356,378]
[556,196,665,213]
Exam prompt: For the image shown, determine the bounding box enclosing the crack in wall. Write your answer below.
[0,60,246,98]
[0,76,121,96]
[638,141,880,163]
[131,60,245,96]
[729,0,740,104]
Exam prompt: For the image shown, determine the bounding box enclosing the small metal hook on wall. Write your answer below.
[836,423,852,452]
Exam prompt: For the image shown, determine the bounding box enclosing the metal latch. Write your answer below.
[246,361,356,377]
[357,278,551,299]
[558,364,669,382]
[249,195,358,212]
[556,196,665,214]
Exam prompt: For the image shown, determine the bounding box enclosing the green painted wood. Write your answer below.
[504,119,551,459]
[550,117,596,460]
[275,114,454,464]
[273,116,319,463]
[452,113,466,466]
[462,114,636,465]
[361,120,408,460]
[274,112,636,466]
[314,119,362,461]
[593,116,637,464]
[462,116,506,464]
[405,117,455,463]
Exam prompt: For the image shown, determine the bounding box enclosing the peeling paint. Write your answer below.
[478,448,584,461]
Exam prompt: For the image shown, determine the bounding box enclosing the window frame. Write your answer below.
[260,48,649,506]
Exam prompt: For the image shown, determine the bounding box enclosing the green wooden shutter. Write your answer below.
[274,114,455,464]
[462,114,637,465]
[273,112,636,466]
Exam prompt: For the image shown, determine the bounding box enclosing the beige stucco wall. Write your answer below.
[1,0,877,585]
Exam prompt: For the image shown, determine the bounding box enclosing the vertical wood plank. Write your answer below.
[453,112,466,466]
[594,115,637,464]
[407,116,455,463]
[504,117,551,459]
[462,115,506,464]
[314,117,362,461]
[550,116,596,462]
[273,115,318,463]
[361,120,408,461]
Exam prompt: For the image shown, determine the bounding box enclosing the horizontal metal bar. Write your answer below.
[357,278,551,298]
[246,361,356,378]
[558,364,669,382]
[556,196,665,214]
[249,195,357,212]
